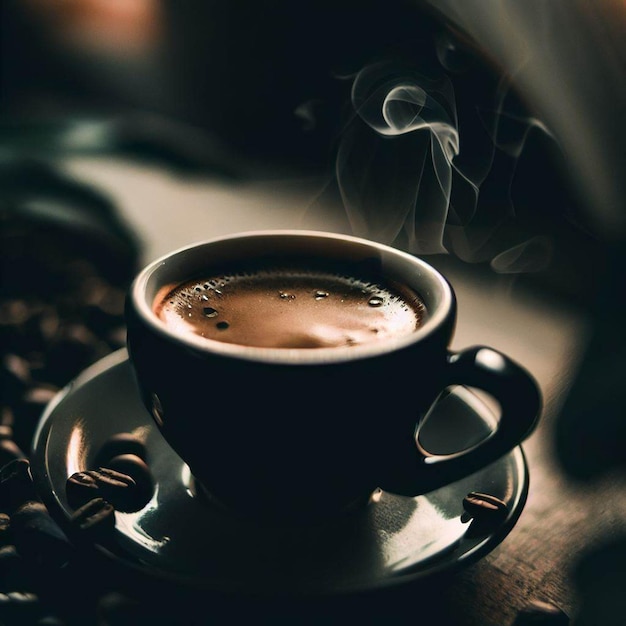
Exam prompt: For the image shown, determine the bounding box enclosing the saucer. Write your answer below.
[30,349,528,597]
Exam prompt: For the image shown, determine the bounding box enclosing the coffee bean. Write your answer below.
[0,458,38,514]
[66,468,138,512]
[462,491,509,519]
[104,454,153,510]
[65,472,99,504]
[513,599,570,625]
[461,492,509,537]
[37,308,61,344]
[0,299,31,327]
[1,406,14,427]
[70,497,116,537]
[12,501,74,569]
[1,353,31,405]
[0,590,41,624]
[94,433,148,467]
[0,512,10,545]
[23,386,59,406]
[0,590,39,606]
[0,543,19,563]
[3,353,31,385]
[0,591,39,603]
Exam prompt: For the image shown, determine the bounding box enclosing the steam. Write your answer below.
[336,63,461,253]
[329,58,554,271]
[425,0,626,239]
[490,235,552,274]
[307,1,625,274]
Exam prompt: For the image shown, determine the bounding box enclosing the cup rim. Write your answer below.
[130,229,454,365]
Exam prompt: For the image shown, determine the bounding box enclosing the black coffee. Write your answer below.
[153,267,425,349]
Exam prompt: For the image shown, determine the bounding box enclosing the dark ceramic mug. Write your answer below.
[125,230,541,523]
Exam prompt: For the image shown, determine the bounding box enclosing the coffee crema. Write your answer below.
[153,268,426,349]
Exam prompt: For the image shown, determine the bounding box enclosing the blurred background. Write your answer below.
[1,1,625,624]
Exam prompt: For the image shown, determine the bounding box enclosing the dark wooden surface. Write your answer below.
[436,259,626,625]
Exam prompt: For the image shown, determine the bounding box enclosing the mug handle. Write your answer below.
[386,346,542,496]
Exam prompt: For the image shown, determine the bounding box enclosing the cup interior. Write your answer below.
[131,230,453,364]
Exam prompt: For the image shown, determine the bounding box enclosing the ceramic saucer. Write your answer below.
[30,349,528,597]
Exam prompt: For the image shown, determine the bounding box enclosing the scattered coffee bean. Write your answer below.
[0,542,19,566]
[1,353,31,405]
[461,491,510,537]
[462,491,509,520]
[66,471,100,502]
[0,590,40,607]
[0,512,10,545]
[0,591,41,624]
[0,406,15,426]
[23,386,58,406]
[513,599,570,625]
[1,162,140,621]
[94,433,148,467]
[0,299,31,326]
[70,497,116,537]
[37,308,61,344]
[12,501,74,569]
[0,458,38,514]
[104,454,153,510]
[66,468,139,513]
[3,352,31,384]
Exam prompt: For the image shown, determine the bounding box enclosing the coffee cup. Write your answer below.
[125,230,541,524]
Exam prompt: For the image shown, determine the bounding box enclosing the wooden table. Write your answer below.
[420,258,626,625]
